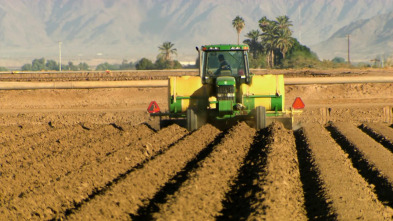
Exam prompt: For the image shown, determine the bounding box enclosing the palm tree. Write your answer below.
[258,16,271,30]
[259,15,295,67]
[275,16,293,59]
[158,42,177,61]
[276,15,293,36]
[276,32,294,59]
[243,30,262,59]
[259,17,278,68]
[232,16,245,44]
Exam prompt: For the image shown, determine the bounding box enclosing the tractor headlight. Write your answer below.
[217,93,235,98]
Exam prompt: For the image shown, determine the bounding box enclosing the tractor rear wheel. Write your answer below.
[255,106,266,130]
[187,108,198,131]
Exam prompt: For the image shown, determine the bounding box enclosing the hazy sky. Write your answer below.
[0,0,392,67]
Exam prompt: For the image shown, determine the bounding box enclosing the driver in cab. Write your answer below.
[214,54,231,76]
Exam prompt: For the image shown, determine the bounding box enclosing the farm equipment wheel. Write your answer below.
[187,108,198,131]
[255,106,266,130]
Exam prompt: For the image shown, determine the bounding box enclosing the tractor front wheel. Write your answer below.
[255,106,266,130]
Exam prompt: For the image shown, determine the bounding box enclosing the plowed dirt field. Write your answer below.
[1,69,393,220]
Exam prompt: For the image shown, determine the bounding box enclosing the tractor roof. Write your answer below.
[201,44,249,51]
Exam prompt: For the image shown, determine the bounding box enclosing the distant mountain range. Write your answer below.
[0,0,392,67]
[313,11,393,62]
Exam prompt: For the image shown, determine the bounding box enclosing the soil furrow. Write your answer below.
[0,124,50,144]
[0,125,88,202]
[304,123,393,220]
[67,124,221,220]
[150,122,255,220]
[0,124,183,220]
[133,130,228,219]
[359,123,393,153]
[333,122,393,185]
[0,123,124,162]
[216,129,269,220]
[0,125,77,157]
[327,123,393,209]
[246,123,306,220]
[294,128,334,220]
[0,124,129,202]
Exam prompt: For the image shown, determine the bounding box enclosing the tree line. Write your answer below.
[135,41,182,70]
[20,58,89,71]
[233,15,321,68]
[232,15,372,69]
[18,41,182,71]
[18,58,137,71]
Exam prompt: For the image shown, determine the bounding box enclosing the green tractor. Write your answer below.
[149,44,303,131]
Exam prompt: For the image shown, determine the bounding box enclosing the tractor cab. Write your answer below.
[198,45,252,85]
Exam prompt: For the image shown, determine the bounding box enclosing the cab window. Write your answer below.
[205,51,246,76]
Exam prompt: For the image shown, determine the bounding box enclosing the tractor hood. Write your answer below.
[216,76,236,86]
